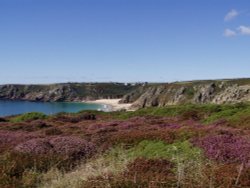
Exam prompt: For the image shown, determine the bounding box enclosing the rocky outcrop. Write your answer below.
[213,85,250,104]
[1,79,250,109]
[0,83,139,102]
[120,79,250,109]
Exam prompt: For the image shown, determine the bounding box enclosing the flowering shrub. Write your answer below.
[5,120,51,132]
[51,113,96,123]
[157,123,181,129]
[193,134,250,164]
[14,138,53,155]
[49,136,95,158]
[122,158,175,186]
[44,127,63,135]
[0,130,38,152]
[14,136,95,158]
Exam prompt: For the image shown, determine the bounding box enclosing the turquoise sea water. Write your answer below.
[0,100,104,117]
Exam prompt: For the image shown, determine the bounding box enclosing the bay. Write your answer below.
[0,100,104,117]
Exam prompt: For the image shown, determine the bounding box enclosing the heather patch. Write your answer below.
[49,136,95,158]
[14,136,95,158]
[193,134,250,165]
[0,152,65,188]
[123,158,175,183]
[5,120,51,132]
[0,130,39,152]
[44,127,63,135]
[15,138,53,155]
[50,113,96,123]
[1,103,250,187]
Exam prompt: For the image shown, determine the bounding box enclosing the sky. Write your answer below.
[0,0,250,84]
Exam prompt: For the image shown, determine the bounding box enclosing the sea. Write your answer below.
[0,100,104,117]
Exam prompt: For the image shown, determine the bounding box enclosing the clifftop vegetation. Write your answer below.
[0,103,250,187]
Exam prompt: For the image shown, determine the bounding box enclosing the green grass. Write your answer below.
[10,112,47,123]
[203,103,250,124]
[128,140,203,162]
[9,102,250,125]
[113,103,250,127]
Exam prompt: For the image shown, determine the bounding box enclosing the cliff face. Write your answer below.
[120,79,250,109]
[1,79,250,107]
[0,83,139,102]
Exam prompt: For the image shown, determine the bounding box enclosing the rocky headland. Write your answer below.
[1,79,250,110]
[0,83,139,102]
[120,78,250,109]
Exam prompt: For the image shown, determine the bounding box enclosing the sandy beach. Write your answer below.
[85,99,134,112]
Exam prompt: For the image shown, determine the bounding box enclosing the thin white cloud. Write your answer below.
[224,9,239,21]
[238,25,250,35]
[224,28,236,37]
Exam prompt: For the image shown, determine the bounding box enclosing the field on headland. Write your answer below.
[0,103,250,188]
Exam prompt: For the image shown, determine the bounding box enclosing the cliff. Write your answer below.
[0,83,139,102]
[1,79,250,108]
[120,79,250,109]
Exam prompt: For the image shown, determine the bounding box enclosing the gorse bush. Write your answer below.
[10,112,47,123]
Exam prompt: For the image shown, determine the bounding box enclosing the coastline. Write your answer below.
[84,99,134,112]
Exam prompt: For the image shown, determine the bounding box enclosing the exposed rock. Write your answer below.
[121,79,250,109]
[193,83,216,103]
[213,85,250,104]
[1,79,250,110]
[0,83,139,102]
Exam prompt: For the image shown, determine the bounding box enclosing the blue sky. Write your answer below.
[0,0,250,84]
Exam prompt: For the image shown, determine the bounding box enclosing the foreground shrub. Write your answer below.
[14,136,95,159]
[193,134,250,165]
[0,130,38,153]
[44,127,63,135]
[49,136,95,158]
[40,147,130,188]
[200,163,250,187]
[123,158,175,184]
[128,140,209,187]
[109,130,176,146]
[0,152,63,188]
[15,138,53,155]
[5,120,51,132]
[51,113,96,123]
[82,158,175,188]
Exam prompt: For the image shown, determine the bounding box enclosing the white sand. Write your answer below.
[85,99,133,112]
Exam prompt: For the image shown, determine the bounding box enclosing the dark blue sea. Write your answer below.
[0,100,104,117]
